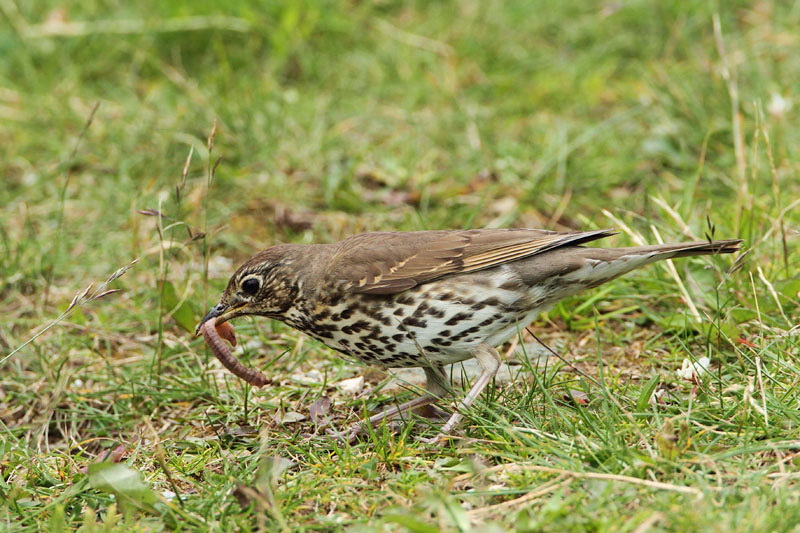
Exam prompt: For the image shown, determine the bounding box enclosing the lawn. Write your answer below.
[1,0,799,531]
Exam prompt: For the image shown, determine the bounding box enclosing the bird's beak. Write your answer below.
[195,303,233,336]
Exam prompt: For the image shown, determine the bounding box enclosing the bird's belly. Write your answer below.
[321,306,546,367]
[306,272,551,368]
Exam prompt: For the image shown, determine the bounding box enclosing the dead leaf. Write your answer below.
[563,389,590,406]
[309,396,332,426]
[225,425,259,438]
[362,188,419,207]
[335,376,364,395]
[273,411,306,425]
[274,205,315,232]
[79,443,127,474]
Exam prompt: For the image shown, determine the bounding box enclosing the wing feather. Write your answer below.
[326,228,618,295]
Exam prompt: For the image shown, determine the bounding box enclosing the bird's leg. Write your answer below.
[423,343,502,442]
[346,365,450,441]
[413,365,451,420]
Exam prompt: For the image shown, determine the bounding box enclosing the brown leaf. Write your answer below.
[79,443,127,474]
[274,205,315,232]
[107,443,127,463]
[563,389,590,406]
[309,396,332,426]
[381,189,419,207]
[464,169,499,193]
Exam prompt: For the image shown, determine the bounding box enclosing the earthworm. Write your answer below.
[200,317,268,387]
[214,320,237,347]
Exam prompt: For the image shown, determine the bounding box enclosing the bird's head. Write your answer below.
[195,245,303,335]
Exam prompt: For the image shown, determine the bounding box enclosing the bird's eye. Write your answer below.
[241,277,260,296]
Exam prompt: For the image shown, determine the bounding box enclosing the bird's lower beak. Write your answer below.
[195,303,228,336]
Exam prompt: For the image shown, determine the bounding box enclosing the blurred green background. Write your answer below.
[5,0,795,272]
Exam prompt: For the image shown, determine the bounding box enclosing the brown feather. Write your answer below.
[326,228,619,295]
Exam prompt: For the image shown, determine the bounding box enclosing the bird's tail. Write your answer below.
[619,239,743,259]
[555,239,744,290]
[511,237,743,298]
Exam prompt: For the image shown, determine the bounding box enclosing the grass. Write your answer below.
[1,0,799,530]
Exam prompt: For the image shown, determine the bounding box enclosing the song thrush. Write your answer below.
[197,228,741,440]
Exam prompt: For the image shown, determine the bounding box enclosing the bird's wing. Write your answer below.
[327,228,618,295]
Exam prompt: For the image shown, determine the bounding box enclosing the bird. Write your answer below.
[196,228,741,441]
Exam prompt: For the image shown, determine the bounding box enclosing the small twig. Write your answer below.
[175,145,194,205]
[454,463,704,496]
[651,196,698,240]
[761,125,789,273]
[748,272,769,428]
[23,15,252,38]
[68,101,101,161]
[201,121,218,353]
[602,210,646,246]
[632,512,665,533]
[375,19,454,58]
[467,475,571,518]
[144,419,185,508]
[0,0,30,36]
[757,266,791,328]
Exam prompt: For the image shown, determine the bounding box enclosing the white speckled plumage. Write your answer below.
[200,227,742,439]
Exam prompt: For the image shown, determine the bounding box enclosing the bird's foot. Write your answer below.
[325,426,355,444]
[413,403,450,421]
[331,420,406,444]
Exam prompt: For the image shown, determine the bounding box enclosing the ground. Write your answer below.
[1,1,799,531]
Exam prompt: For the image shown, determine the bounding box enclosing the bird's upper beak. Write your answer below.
[195,303,233,335]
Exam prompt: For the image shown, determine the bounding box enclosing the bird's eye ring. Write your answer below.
[241,277,260,296]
